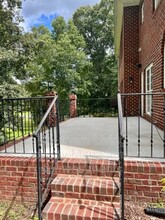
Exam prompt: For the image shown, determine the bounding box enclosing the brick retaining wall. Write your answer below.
[0,156,37,203]
[124,160,165,202]
[0,156,165,204]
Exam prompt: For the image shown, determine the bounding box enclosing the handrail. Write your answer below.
[121,92,165,96]
[32,94,60,220]
[0,96,56,101]
[117,92,125,220]
[77,97,117,100]
[33,95,58,137]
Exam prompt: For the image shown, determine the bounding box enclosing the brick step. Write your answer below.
[42,197,120,220]
[56,158,119,177]
[51,174,119,202]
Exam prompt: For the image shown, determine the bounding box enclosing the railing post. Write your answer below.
[35,134,42,220]
[124,96,128,156]
[56,97,61,160]
[119,135,124,220]
[164,95,165,158]
[151,94,153,157]
[118,92,125,220]
[138,95,141,157]
[69,93,77,118]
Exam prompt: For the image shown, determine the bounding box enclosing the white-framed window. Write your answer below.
[154,0,161,10]
[164,41,165,88]
[141,2,144,23]
[146,64,153,114]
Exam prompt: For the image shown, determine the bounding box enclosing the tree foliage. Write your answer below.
[0,0,117,100]
[0,83,29,99]
[0,0,24,83]
[73,0,117,97]
[52,16,67,41]
[24,21,92,98]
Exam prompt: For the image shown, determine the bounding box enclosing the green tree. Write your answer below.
[51,18,92,98]
[73,0,117,97]
[0,0,24,83]
[23,26,55,96]
[0,83,29,99]
[52,32,92,98]
[24,21,92,98]
[52,16,67,41]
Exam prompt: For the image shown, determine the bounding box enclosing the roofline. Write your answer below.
[114,0,140,57]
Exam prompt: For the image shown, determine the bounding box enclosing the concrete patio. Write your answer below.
[0,117,165,161]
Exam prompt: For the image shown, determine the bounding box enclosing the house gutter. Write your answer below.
[114,0,141,57]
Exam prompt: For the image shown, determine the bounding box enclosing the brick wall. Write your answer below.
[0,156,165,203]
[124,160,165,202]
[139,0,165,129]
[119,1,165,127]
[56,158,165,203]
[0,156,37,203]
[124,6,140,94]
[119,6,140,116]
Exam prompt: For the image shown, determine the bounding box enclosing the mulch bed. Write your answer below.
[125,201,165,220]
[1,200,165,220]
[0,201,37,220]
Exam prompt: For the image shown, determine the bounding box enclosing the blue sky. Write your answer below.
[22,0,101,31]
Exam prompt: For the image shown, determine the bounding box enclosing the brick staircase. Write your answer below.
[42,158,120,220]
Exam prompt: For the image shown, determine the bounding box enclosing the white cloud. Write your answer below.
[21,0,100,31]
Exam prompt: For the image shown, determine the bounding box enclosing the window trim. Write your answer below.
[154,0,161,10]
[141,2,144,23]
[145,63,153,115]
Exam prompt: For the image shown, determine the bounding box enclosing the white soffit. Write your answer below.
[123,0,140,7]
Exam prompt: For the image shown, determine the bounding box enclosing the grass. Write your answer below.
[0,111,36,145]
[0,201,38,220]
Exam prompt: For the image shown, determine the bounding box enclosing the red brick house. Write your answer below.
[115,0,165,128]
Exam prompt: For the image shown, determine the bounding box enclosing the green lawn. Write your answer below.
[0,111,36,145]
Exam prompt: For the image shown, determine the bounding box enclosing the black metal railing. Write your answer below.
[58,99,70,121]
[0,97,67,154]
[121,92,165,158]
[33,95,60,220]
[118,92,165,219]
[0,97,49,154]
[77,97,118,117]
[117,92,125,220]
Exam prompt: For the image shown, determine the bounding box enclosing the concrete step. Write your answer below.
[51,174,119,202]
[42,197,120,220]
[56,158,119,177]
